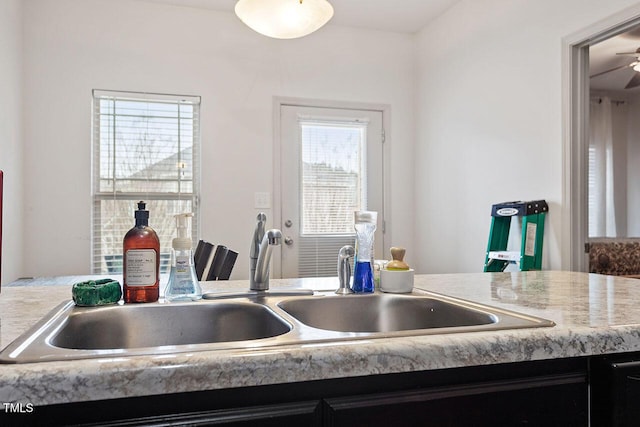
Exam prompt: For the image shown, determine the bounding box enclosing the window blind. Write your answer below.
[91,90,201,274]
[588,146,596,237]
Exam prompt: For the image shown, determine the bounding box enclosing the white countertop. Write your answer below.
[2,271,640,406]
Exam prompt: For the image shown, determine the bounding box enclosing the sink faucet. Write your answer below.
[336,245,355,295]
[201,212,311,299]
[250,213,282,291]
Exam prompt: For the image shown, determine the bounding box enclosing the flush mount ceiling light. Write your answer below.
[235,0,334,39]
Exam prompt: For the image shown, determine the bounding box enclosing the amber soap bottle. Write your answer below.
[123,201,160,303]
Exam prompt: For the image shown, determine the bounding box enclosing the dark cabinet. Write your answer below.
[1,358,588,427]
[324,373,587,427]
[122,400,323,427]
[1,399,323,427]
[591,353,640,427]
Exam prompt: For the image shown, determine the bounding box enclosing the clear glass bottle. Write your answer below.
[352,211,377,293]
[165,213,202,301]
[123,201,160,303]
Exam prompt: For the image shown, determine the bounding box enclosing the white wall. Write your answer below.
[0,0,24,285]
[16,0,640,281]
[20,0,415,279]
[414,0,640,273]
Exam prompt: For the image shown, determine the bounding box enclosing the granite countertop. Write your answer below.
[2,271,640,406]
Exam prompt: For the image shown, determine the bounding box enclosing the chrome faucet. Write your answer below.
[201,213,311,299]
[250,213,282,291]
[336,245,355,295]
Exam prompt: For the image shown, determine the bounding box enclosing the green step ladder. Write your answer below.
[483,200,548,272]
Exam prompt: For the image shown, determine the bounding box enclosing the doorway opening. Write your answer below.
[565,7,640,272]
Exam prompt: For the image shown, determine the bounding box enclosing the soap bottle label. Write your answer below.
[172,254,194,293]
[125,249,157,286]
[175,255,189,273]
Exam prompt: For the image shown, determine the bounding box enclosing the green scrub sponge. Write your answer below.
[72,278,122,306]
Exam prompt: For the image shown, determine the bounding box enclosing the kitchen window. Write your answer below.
[91,90,201,274]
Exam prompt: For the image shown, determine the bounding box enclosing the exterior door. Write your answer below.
[279,103,384,278]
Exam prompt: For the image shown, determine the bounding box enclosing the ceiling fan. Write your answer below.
[591,47,640,89]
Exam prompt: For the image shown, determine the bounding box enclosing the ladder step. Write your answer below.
[488,251,520,262]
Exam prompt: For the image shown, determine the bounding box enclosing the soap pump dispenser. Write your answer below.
[164,213,202,301]
[123,201,160,303]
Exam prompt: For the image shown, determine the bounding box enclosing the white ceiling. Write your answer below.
[136,0,462,34]
[135,1,640,93]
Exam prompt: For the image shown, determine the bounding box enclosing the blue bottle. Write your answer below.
[352,211,377,293]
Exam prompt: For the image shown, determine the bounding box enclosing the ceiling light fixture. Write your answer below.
[235,0,334,39]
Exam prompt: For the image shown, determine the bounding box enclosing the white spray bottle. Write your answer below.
[164,213,202,301]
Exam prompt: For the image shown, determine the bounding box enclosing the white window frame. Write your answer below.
[91,89,201,274]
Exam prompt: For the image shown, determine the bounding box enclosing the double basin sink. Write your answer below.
[0,289,554,363]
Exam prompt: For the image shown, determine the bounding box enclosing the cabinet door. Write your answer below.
[324,373,587,427]
[159,400,323,426]
[591,359,640,427]
[12,400,322,427]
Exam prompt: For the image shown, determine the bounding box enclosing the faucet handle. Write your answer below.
[251,213,268,260]
[336,245,355,295]
[263,229,282,245]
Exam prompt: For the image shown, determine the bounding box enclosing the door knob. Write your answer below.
[284,237,294,246]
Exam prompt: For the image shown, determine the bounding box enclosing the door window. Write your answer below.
[279,104,384,278]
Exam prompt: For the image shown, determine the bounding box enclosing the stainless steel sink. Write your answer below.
[278,293,497,332]
[0,289,555,363]
[0,300,292,363]
[52,301,291,349]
